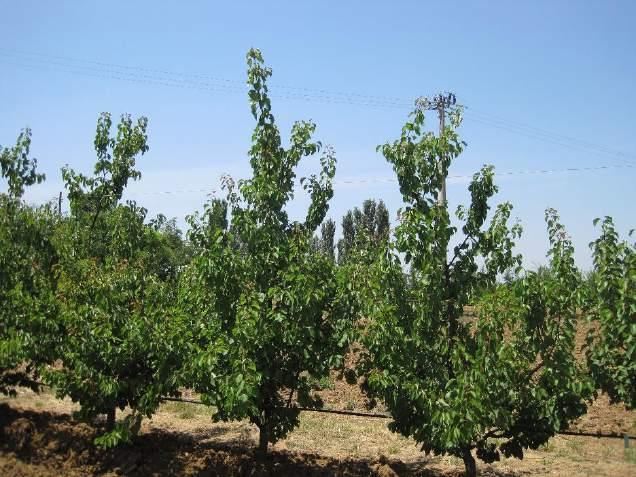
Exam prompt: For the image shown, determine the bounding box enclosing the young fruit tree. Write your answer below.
[1,129,60,396]
[361,104,591,476]
[179,49,354,455]
[585,217,635,408]
[46,113,182,446]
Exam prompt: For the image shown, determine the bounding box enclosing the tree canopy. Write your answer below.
[45,113,183,446]
[361,105,592,476]
[0,49,633,476]
[179,48,355,454]
[1,129,59,396]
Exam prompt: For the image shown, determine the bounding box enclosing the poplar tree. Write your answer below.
[337,199,390,265]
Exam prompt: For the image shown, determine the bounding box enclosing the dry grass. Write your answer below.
[2,387,636,476]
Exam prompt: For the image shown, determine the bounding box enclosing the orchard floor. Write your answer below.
[2,389,635,476]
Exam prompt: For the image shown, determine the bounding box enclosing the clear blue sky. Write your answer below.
[1,0,634,269]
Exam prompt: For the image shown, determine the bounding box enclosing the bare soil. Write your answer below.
[311,329,636,438]
[314,367,636,436]
[2,388,635,477]
[3,316,634,476]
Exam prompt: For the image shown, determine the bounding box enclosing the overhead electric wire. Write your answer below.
[2,47,635,166]
[461,109,635,165]
[464,107,635,163]
[121,163,634,197]
[0,47,413,107]
[463,114,633,164]
[0,50,411,111]
[0,58,409,112]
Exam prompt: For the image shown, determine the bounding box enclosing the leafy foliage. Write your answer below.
[337,199,390,265]
[148,213,194,281]
[179,49,355,453]
[311,218,336,261]
[1,129,59,396]
[1,50,630,467]
[46,113,182,446]
[361,105,591,476]
[585,217,635,408]
[0,128,45,199]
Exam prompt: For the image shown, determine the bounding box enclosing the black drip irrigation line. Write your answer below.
[162,396,204,405]
[557,430,631,439]
[161,396,634,441]
[21,384,635,441]
[296,406,391,419]
[161,396,390,418]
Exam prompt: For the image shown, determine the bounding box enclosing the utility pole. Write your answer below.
[58,191,62,216]
[438,102,446,205]
[415,92,456,205]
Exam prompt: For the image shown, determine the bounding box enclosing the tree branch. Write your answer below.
[527,360,544,378]
[447,232,476,270]
[482,428,508,440]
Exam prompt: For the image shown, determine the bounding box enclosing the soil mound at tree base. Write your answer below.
[0,404,413,477]
[2,401,634,476]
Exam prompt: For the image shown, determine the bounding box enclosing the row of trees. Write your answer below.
[1,49,634,476]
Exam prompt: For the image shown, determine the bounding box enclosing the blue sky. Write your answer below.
[1,0,634,269]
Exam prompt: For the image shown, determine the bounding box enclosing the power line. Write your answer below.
[462,110,635,165]
[472,162,634,177]
[0,58,409,112]
[122,163,634,197]
[0,50,411,111]
[0,47,413,107]
[2,48,635,165]
[464,107,635,163]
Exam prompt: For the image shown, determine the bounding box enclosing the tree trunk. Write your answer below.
[461,447,477,477]
[256,393,272,459]
[106,407,116,431]
[257,425,268,457]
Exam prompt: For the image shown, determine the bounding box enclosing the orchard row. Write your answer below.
[1,49,633,477]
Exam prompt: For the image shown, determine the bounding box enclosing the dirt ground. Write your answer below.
[312,334,635,438]
[314,366,636,437]
[1,388,635,477]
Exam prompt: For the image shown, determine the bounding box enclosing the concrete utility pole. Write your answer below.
[437,102,446,205]
[415,92,456,206]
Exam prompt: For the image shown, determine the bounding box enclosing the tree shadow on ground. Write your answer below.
[0,404,526,476]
